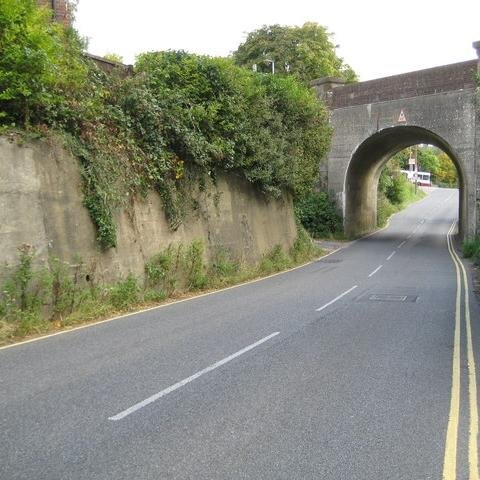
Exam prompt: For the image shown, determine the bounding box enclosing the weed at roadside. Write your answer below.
[463,237,480,264]
[0,233,323,346]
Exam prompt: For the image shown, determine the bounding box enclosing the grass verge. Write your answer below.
[377,187,426,228]
[0,229,324,347]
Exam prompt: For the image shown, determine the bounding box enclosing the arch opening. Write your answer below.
[344,125,465,238]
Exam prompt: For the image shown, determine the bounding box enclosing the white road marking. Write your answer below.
[397,240,406,248]
[0,245,345,352]
[109,332,280,421]
[315,285,358,312]
[368,265,383,277]
[387,251,396,261]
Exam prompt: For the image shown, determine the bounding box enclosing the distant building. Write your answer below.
[37,0,72,26]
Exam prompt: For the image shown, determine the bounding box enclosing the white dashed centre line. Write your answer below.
[316,285,358,312]
[368,265,383,278]
[109,332,280,421]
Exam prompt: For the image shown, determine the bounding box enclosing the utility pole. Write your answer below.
[413,146,418,194]
[408,146,418,194]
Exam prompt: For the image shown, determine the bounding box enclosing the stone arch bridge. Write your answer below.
[312,48,480,239]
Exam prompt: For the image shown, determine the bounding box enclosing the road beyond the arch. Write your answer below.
[1,188,479,479]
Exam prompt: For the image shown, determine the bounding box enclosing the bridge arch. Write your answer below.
[312,58,479,240]
[344,125,466,238]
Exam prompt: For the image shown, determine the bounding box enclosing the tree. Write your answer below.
[0,0,87,126]
[233,22,357,85]
[390,145,456,186]
[436,152,457,187]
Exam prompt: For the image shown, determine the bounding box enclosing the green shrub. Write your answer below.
[385,174,412,205]
[143,289,167,303]
[290,226,321,263]
[377,159,425,227]
[259,245,291,273]
[295,191,342,238]
[377,194,397,227]
[210,247,239,280]
[463,237,480,262]
[0,244,51,318]
[0,0,88,127]
[145,246,175,287]
[109,275,139,310]
[183,240,207,290]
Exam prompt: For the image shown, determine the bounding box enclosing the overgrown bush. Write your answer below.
[0,0,88,127]
[377,159,425,226]
[108,275,139,310]
[183,240,207,290]
[1,2,332,249]
[294,191,342,238]
[145,245,176,292]
[290,225,319,262]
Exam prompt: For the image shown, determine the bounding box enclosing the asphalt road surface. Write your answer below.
[1,187,479,480]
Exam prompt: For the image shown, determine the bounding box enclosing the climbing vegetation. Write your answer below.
[294,191,342,238]
[0,2,332,249]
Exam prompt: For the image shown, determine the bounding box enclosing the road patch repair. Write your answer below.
[360,293,419,303]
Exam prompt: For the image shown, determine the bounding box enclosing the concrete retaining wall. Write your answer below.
[0,135,297,283]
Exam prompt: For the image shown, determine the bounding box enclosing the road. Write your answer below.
[1,187,479,480]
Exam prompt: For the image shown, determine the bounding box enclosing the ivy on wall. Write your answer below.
[0,0,332,249]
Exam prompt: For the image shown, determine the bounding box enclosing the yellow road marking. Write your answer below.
[449,224,479,480]
[443,221,462,480]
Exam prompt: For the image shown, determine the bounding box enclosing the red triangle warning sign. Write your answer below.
[397,110,407,123]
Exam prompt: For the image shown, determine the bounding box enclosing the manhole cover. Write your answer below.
[319,258,342,264]
[364,294,418,303]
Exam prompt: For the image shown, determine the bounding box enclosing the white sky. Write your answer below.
[74,0,479,81]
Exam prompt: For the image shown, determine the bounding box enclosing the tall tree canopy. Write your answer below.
[233,22,357,85]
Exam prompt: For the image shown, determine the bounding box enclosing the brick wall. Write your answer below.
[325,60,478,109]
[37,0,71,26]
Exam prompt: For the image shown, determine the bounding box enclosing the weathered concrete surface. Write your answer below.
[0,136,297,282]
[313,58,480,239]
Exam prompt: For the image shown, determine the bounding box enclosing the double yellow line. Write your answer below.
[443,221,479,480]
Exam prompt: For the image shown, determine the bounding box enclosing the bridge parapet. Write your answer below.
[313,52,480,239]
[313,60,478,110]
